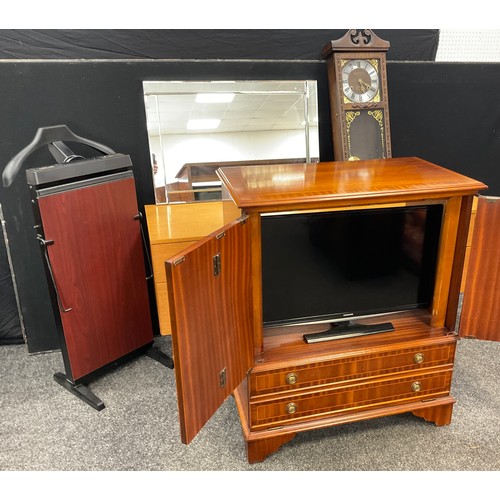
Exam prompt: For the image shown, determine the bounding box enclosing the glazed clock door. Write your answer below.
[341,59,380,104]
[343,107,388,160]
[166,216,253,444]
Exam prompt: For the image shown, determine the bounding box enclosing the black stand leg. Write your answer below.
[53,345,172,411]
[146,347,174,369]
[53,372,105,411]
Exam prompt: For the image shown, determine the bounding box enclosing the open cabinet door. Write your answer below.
[166,216,253,444]
[460,196,500,341]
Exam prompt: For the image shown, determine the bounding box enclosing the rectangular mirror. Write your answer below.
[143,80,319,204]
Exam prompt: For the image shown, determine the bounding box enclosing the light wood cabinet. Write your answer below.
[162,157,486,462]
[145,201,240,335]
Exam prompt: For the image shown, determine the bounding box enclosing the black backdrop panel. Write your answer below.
[0,227,22,344]
[0,59,497,352]
[0,60,329,353]
[0,29,439,61]
[389,62,500,195]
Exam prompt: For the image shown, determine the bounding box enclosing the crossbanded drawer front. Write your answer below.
[249,369,453,430]
[250,343,455,397]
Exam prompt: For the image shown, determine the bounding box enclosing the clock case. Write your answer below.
[322,29,392,161]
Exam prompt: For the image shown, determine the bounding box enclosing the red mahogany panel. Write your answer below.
[460,196,500,340]
[166,217,253,444]
[38,177,153,381]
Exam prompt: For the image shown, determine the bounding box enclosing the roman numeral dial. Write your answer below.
[341,59,380,103]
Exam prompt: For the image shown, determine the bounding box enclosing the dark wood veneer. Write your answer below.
[166,217,253,444]
[38,177,153,381]
[460,196,500,340]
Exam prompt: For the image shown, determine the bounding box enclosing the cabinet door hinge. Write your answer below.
[172,256,186,266]
[213,253,221,276]
[219,367,227,388]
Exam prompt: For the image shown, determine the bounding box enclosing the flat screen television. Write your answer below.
[261,204,444,341]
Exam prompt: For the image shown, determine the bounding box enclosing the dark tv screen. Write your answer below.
[261,204,443,327]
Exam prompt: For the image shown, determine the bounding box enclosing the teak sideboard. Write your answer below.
[159,157,486,463]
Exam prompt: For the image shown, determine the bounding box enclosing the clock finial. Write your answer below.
[322,29,390,58]
[349,29,371,46]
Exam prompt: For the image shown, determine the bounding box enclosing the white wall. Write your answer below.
[150,127,319,187]
[436,30,500,62]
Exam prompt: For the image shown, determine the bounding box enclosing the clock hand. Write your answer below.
[358,79,370,92]
[358,79,376,93]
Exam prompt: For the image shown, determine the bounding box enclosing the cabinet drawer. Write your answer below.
[249,368,453,430]
[250,341,456,397]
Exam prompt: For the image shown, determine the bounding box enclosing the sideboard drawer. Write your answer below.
[249,368,453,430]
[250,340,456,397]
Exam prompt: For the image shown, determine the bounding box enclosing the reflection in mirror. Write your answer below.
[143,80,319,204]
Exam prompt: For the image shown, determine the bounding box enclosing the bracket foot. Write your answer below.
[53,372,105,411]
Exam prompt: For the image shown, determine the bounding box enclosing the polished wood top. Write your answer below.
[216,157,487,211]
[145,201,240,244]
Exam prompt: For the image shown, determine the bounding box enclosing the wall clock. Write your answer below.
[322,29,392,161]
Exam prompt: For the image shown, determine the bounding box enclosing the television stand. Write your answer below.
[303,321,395,343]
[163,157,487,463]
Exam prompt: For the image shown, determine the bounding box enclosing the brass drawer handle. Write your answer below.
[414,352,425,364]
[286,402,297,414]
[285,373,298,385]
[411,381,422,392]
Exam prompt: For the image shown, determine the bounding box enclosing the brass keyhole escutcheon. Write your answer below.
[411,381,422,392]
[286,402,297,414]
[414,353,425,364]
[286,373,297,385]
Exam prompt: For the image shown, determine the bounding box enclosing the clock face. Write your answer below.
[341,59,380,103]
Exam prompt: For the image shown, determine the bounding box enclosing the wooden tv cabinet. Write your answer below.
[163,157,486,463]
